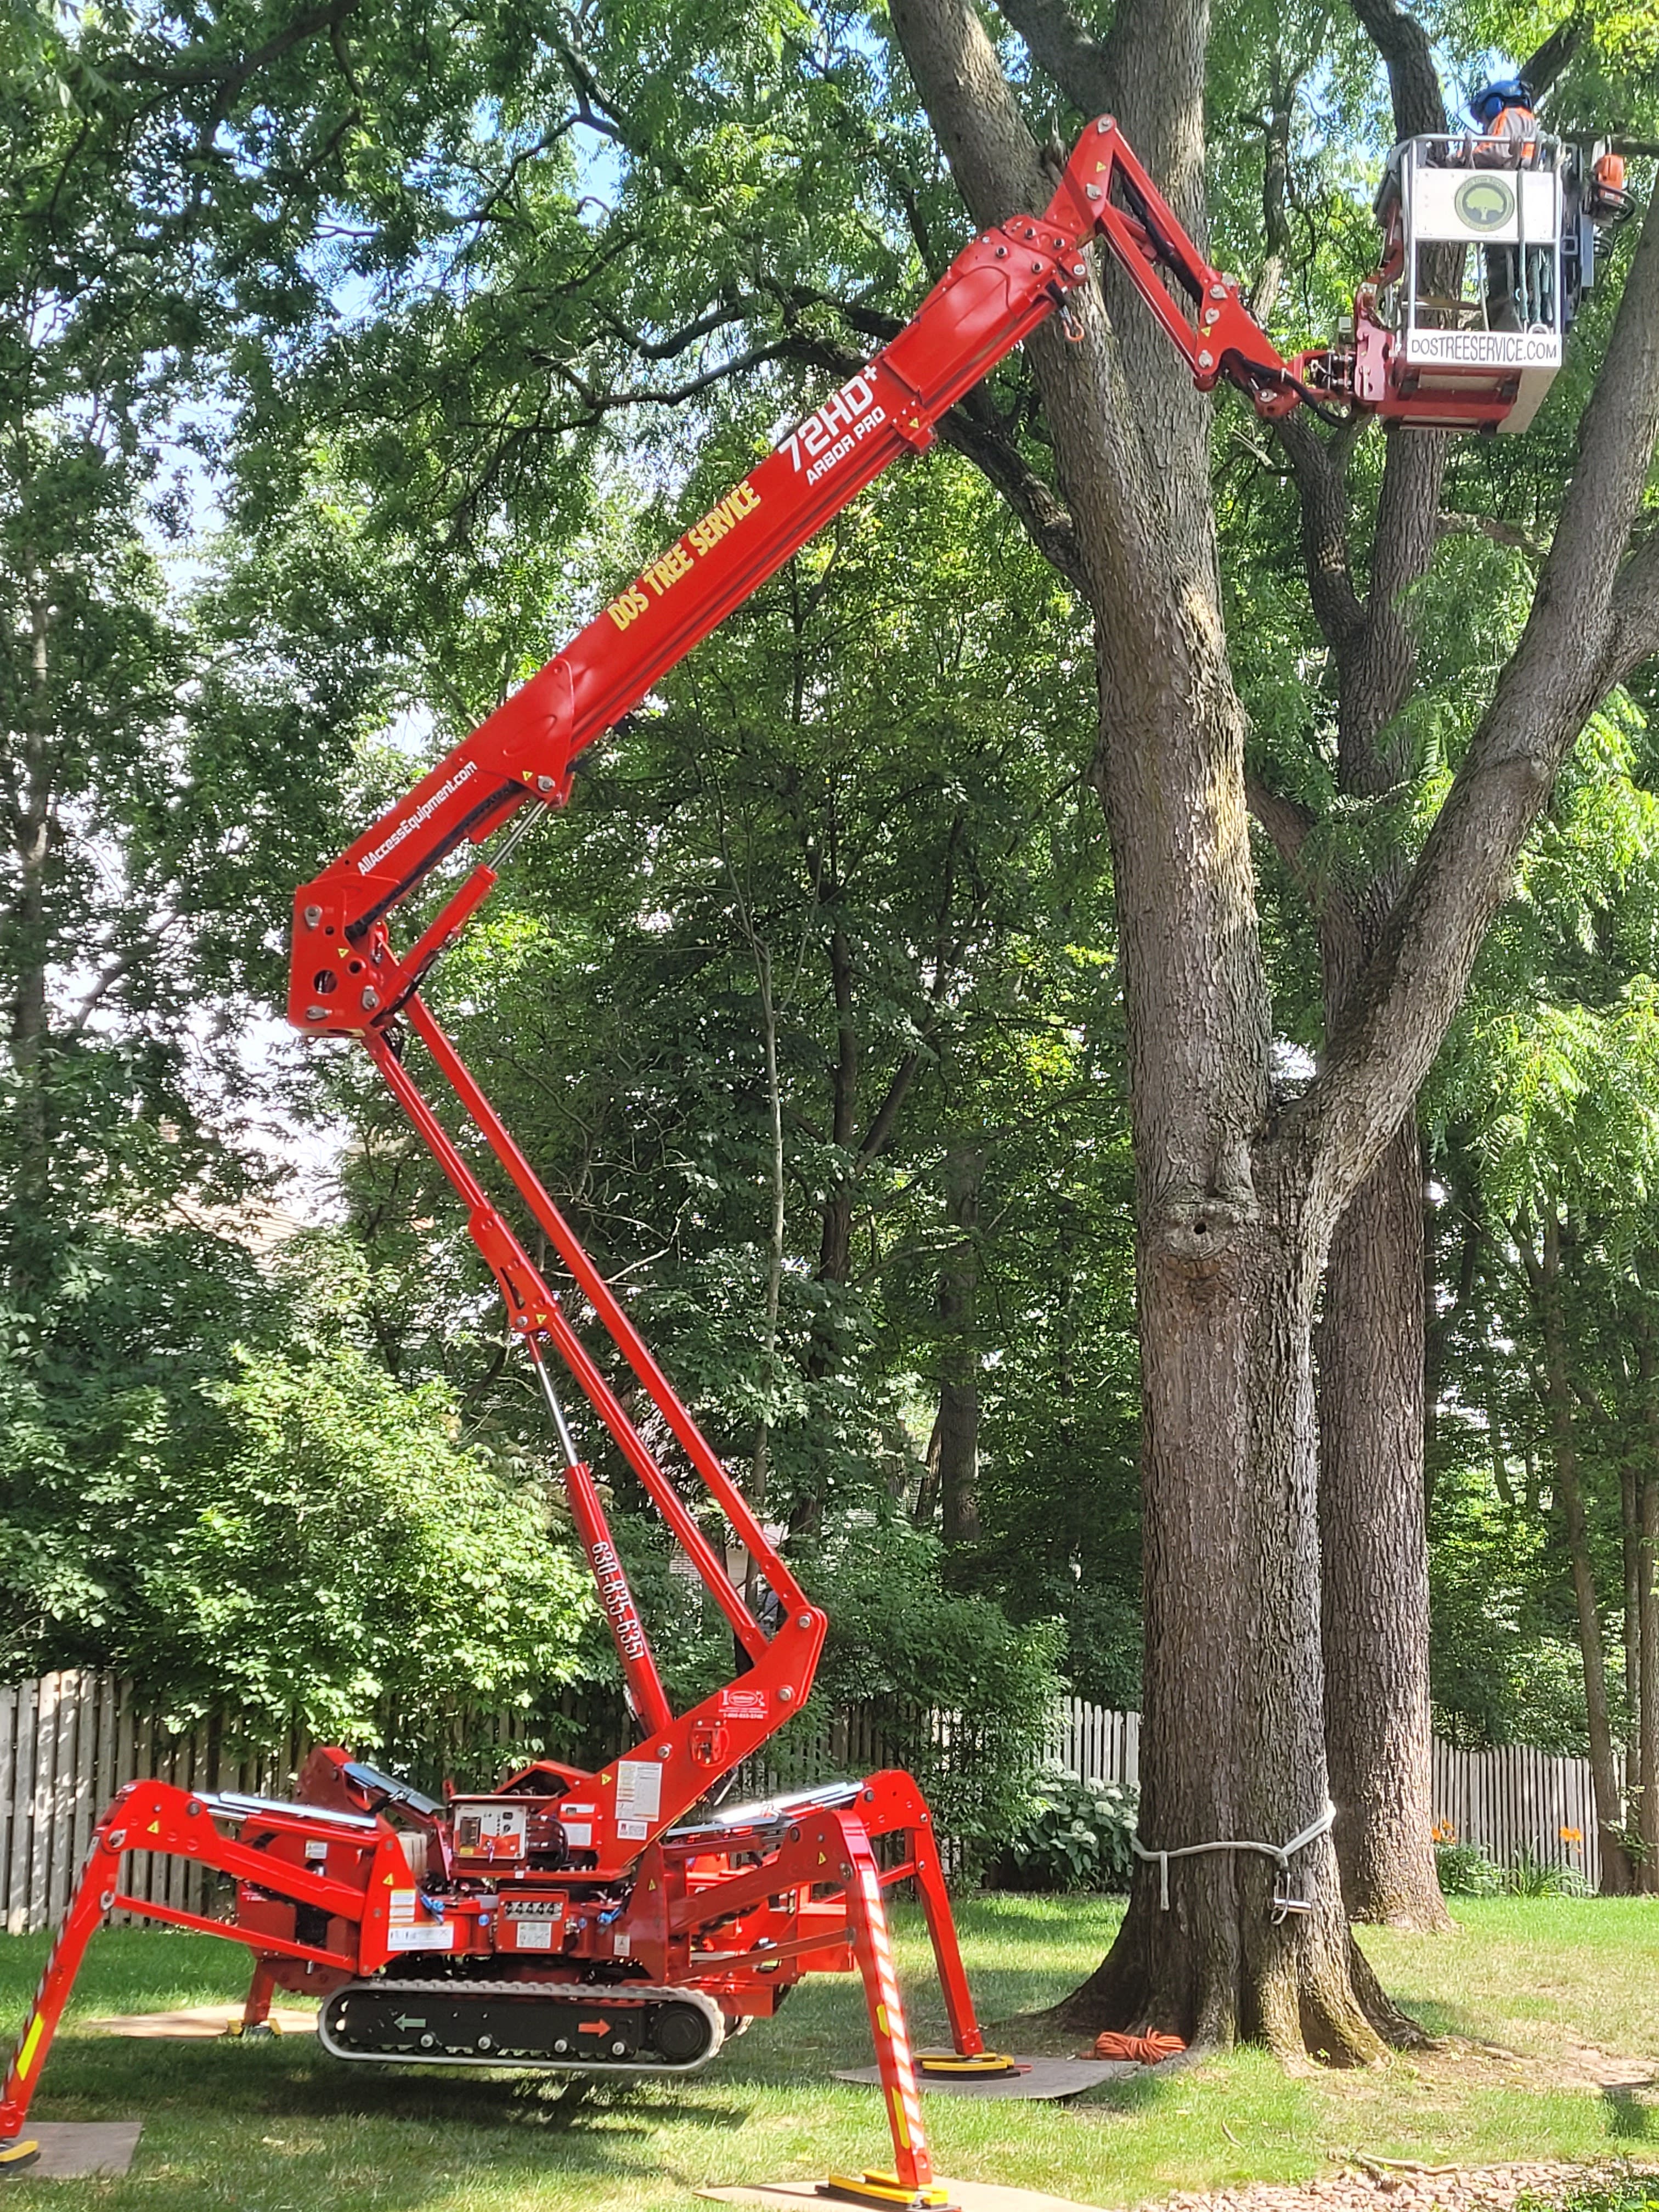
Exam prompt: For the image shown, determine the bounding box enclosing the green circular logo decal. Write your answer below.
[1453,175,1516,232]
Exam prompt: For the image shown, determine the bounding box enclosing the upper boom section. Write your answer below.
[287,119,1311,1036]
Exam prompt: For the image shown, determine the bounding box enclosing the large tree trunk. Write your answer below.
[1267,13,1448,1934]
[1635,1317,1659,1891]
[934,1141,984,1547]
[1526,1212,1634,1892]
[1061,1152,1406,2054]
[1317,1118,1450,1929]
[4,578,57,1295]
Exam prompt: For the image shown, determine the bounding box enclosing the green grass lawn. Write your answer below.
[2,1895,1657,2210]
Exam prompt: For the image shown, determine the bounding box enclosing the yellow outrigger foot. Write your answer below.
[0,2138,41,2175]
[916,2050,1023,2079]
[223,2020,281,2039]
[819,2171,958,2211]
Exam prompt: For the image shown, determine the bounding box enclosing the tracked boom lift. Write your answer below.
[0,114,1635,2203]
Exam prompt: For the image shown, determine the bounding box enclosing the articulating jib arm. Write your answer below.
[285,117,1311,1847]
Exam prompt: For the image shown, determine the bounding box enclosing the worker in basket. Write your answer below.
[1471,78,1538,165]
[1468,76,1543,332]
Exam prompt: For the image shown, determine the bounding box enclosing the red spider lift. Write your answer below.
[0,114,1634,2202]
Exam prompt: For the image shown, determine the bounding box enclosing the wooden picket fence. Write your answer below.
[1430,1734,1601,1888]
[1047,1697,1140,1787]
[1042,1704,1599,1886]
[0,1673,618,1936]
[0,1673,1605,1933]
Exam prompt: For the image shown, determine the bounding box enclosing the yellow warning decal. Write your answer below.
[17,2015,43,2078]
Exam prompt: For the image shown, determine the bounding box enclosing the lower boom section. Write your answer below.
[319,1978,724,2072]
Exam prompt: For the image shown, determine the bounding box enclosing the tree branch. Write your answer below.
[1346,426,1448,783]
[1295,180,1659,1219]
[1346,0,1447,139]
[886,0,1179,588]
[1438,509,1549,561]
[1246,771,1365,974]
[938,391,1084,588]
[111,0,360,95]
[537,338,797,415]
[859,1049,924,1169]
[1277,412,1365,648]
[785,324,1085,588]
[993,0,1117,121]
[1249,63,1298,322]
[1523,20,1584,106]
[1605,527,1659,685]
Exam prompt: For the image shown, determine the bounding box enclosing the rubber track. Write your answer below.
[317,1978,726,2074]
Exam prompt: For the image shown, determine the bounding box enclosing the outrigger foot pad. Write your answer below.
[223,2021,280,2040]
[915,2050,1024,2079]
[0,2138,41,2175]
[819,2171,958,2211]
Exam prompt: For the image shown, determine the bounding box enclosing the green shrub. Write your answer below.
[1433,1839,1592,1897]
[1435,1840,1505,1894]
[0,1229,595,1741]
[999,1770,1139,1892]
[794,1515,1065,1875]
[1506,1846,1591,1898]
[1525,2175,1659,2212]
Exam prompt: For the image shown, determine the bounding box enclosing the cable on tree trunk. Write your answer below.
[1132,1802,1336,1917]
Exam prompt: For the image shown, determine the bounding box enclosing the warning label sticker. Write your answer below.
[720,1686,769,1720]
[386,1923,455,1951]
[614,1759,663,1826]
[513,1920,554,1951]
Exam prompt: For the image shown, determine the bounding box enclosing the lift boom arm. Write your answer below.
[285,117,1309,1847]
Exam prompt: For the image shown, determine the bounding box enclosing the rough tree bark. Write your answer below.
[1291,441,1452,1925]
[1520,1210,1634,1892]
[1277,367,1452,1926]
[1316,1119,1447,1928]
[1293,0,1589,1937]
[1638,1314,1659,1889]
[888,0,1659,2051]
[933,1140,985,1547]
[4,574,57,1293]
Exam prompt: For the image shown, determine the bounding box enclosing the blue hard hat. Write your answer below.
[1472,78,1532,123]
